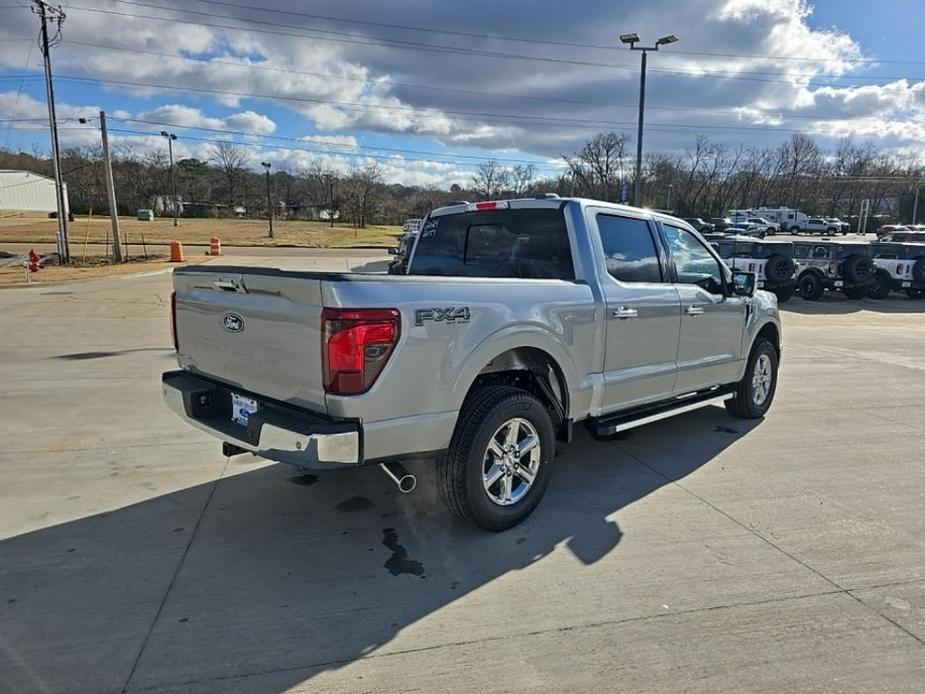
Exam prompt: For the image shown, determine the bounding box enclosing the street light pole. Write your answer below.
[620,32,679,208]
[159,131,179,227]
[261,162,274,238]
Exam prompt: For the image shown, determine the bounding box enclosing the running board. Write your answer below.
[587,387,735,436]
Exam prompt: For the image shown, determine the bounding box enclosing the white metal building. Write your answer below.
[0,169,68,215]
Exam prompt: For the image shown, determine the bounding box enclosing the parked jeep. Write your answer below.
[868,242,925,300]
[706,235,797,302]
[792,241,876,300]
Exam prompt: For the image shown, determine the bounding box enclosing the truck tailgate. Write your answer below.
[173,267,327,412]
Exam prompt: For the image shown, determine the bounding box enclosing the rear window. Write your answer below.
[409,208,574,279]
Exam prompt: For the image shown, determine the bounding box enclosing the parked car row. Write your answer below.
[689,215,850,236]
[704,234,925,301]
[875,224,925,239]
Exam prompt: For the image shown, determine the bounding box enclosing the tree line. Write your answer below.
[2,131,922,227]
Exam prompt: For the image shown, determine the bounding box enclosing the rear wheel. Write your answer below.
[773,286,794,302]
[726,339,778,419]
[438,386,555,531]
[798,273,824,300]
[843,285,868,300]
[907,287,925,300]
[867,272,892,299]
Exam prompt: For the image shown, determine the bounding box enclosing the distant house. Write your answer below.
[0,169,69,216]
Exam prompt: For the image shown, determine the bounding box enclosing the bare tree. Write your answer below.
[509,164,536,196]
[207,139,248,208]
[472,159,510,200]
[562,132,628,201]
[305,162,341,227]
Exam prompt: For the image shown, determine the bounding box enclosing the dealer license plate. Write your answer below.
[231,393,258,426]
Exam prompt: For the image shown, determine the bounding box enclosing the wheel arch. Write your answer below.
[754,321,781,357]
[456,343,573,440]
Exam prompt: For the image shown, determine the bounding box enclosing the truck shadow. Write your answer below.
[0,408,760,693]
[780,295,924,314]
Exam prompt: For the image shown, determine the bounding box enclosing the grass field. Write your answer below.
[0,254,211,287]
[0,215,403,248]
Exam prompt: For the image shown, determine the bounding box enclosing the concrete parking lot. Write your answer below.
[1,255,923,693]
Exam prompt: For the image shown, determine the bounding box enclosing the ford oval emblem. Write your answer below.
[222,313,245,333]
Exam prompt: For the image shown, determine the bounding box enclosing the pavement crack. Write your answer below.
[120,457,231,693]
[124,588,860,692]
[613,441,925,647]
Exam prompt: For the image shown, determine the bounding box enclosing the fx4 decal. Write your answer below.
[415,307,471,326]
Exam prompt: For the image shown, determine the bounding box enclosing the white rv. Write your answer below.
[727,208,811,232]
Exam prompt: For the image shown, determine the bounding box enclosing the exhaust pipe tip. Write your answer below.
[397,474,416,494]
[380,461,417,494]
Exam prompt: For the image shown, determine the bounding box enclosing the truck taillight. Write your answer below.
[468,200,510,211]
[897,264,905,274]
[322,308,400,395]
[828,263,837,275]
[169,291,178,351]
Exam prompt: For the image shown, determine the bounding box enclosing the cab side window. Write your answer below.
[663,225,725,295]
[597,214,663,283]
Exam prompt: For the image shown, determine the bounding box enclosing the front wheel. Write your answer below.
[438,386,555,531]
[726,339,778,419]
[907,287,925,300]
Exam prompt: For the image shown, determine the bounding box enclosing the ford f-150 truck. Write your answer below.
[163,197,781,530]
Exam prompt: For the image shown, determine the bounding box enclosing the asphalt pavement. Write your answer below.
[0,258,923,693]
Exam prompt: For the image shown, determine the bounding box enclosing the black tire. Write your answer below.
[798,273,824,300]
[725,339,778,419]
[438,386,555,531]
[764,254,795,284]
[844,285,867,300]
[790,226,801,234]
[842,254,875,284]
[773,285,794,302]
[912,257,925,283]
[907,287,925,300]
[867,271,892,299]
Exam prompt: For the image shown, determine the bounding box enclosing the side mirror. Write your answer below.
[730,270,756,298]
[387,247,398,255]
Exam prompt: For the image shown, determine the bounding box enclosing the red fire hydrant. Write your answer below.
[28,249,41,273]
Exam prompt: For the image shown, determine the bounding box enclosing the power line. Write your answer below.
[41,73,916,139]
[103,126,565,173]
[110,0,925,66]
[66,3,925,85]
[108,116,554,166]
[58,39,911,124]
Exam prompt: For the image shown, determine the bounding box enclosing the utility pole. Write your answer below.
[261,161,274,238]
[620,32,679,208]
[159,131,179,227]
[32,0,70,263]
[913,187,920,225]
[99,112,123,261]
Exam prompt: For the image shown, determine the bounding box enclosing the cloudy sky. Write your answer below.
[1,0,923,187]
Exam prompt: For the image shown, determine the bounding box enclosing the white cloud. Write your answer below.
[2,0,924,174]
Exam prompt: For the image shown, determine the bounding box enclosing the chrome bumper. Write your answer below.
[162,371,360,469]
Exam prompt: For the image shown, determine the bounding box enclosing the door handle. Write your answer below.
[684,305,705,316]
[611,306,639,319]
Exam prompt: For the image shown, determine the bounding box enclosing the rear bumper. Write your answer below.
[162,370,360,469]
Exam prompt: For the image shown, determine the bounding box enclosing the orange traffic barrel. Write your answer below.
[169,240,185,262]
[209,236,222,256]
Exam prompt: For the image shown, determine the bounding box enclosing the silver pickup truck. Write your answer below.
[163,197,781,530]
